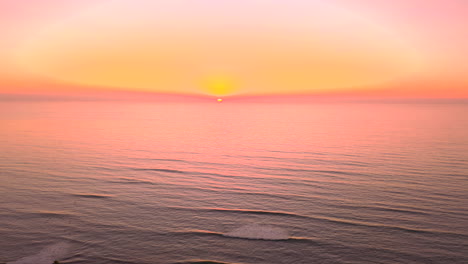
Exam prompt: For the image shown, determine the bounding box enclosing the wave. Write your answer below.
[7,242,69,264]
[30,210,74,218]
[171,207,466,240]
[224,224,289,240]
[171,230,221,238]
[308,214,468,238]
[168,206,310,220]
[132,168,185,174]
[108,177,156,185]
[172,224,290,241]
[133,157,187,163]
[207,208,310,219]
[254,166,363,177]
[71,193,113,199]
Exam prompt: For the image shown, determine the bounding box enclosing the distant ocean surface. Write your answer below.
[1,101,467,264]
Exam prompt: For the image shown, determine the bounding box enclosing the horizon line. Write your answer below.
[1,92,467,104]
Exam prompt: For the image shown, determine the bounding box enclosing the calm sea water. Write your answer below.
[1,101,467,264]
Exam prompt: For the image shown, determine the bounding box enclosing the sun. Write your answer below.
[217,98,223,103]
[202,76,236,96]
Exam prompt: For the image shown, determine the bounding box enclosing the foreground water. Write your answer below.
[1,101,467,264]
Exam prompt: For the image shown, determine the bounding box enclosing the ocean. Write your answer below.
[1,101,467,264]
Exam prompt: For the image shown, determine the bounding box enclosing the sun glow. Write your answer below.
[202,76,236,96]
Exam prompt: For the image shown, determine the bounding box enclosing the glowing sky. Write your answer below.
[0,0,467,99]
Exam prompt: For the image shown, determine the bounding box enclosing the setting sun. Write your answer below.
[202,76,236,96]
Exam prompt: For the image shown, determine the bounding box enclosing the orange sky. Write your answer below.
[0,0,467,100]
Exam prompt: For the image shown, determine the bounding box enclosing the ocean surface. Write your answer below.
[0,101,467,264]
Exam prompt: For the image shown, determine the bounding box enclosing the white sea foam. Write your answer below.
[224,224,289,240]
[7,242,69,264]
